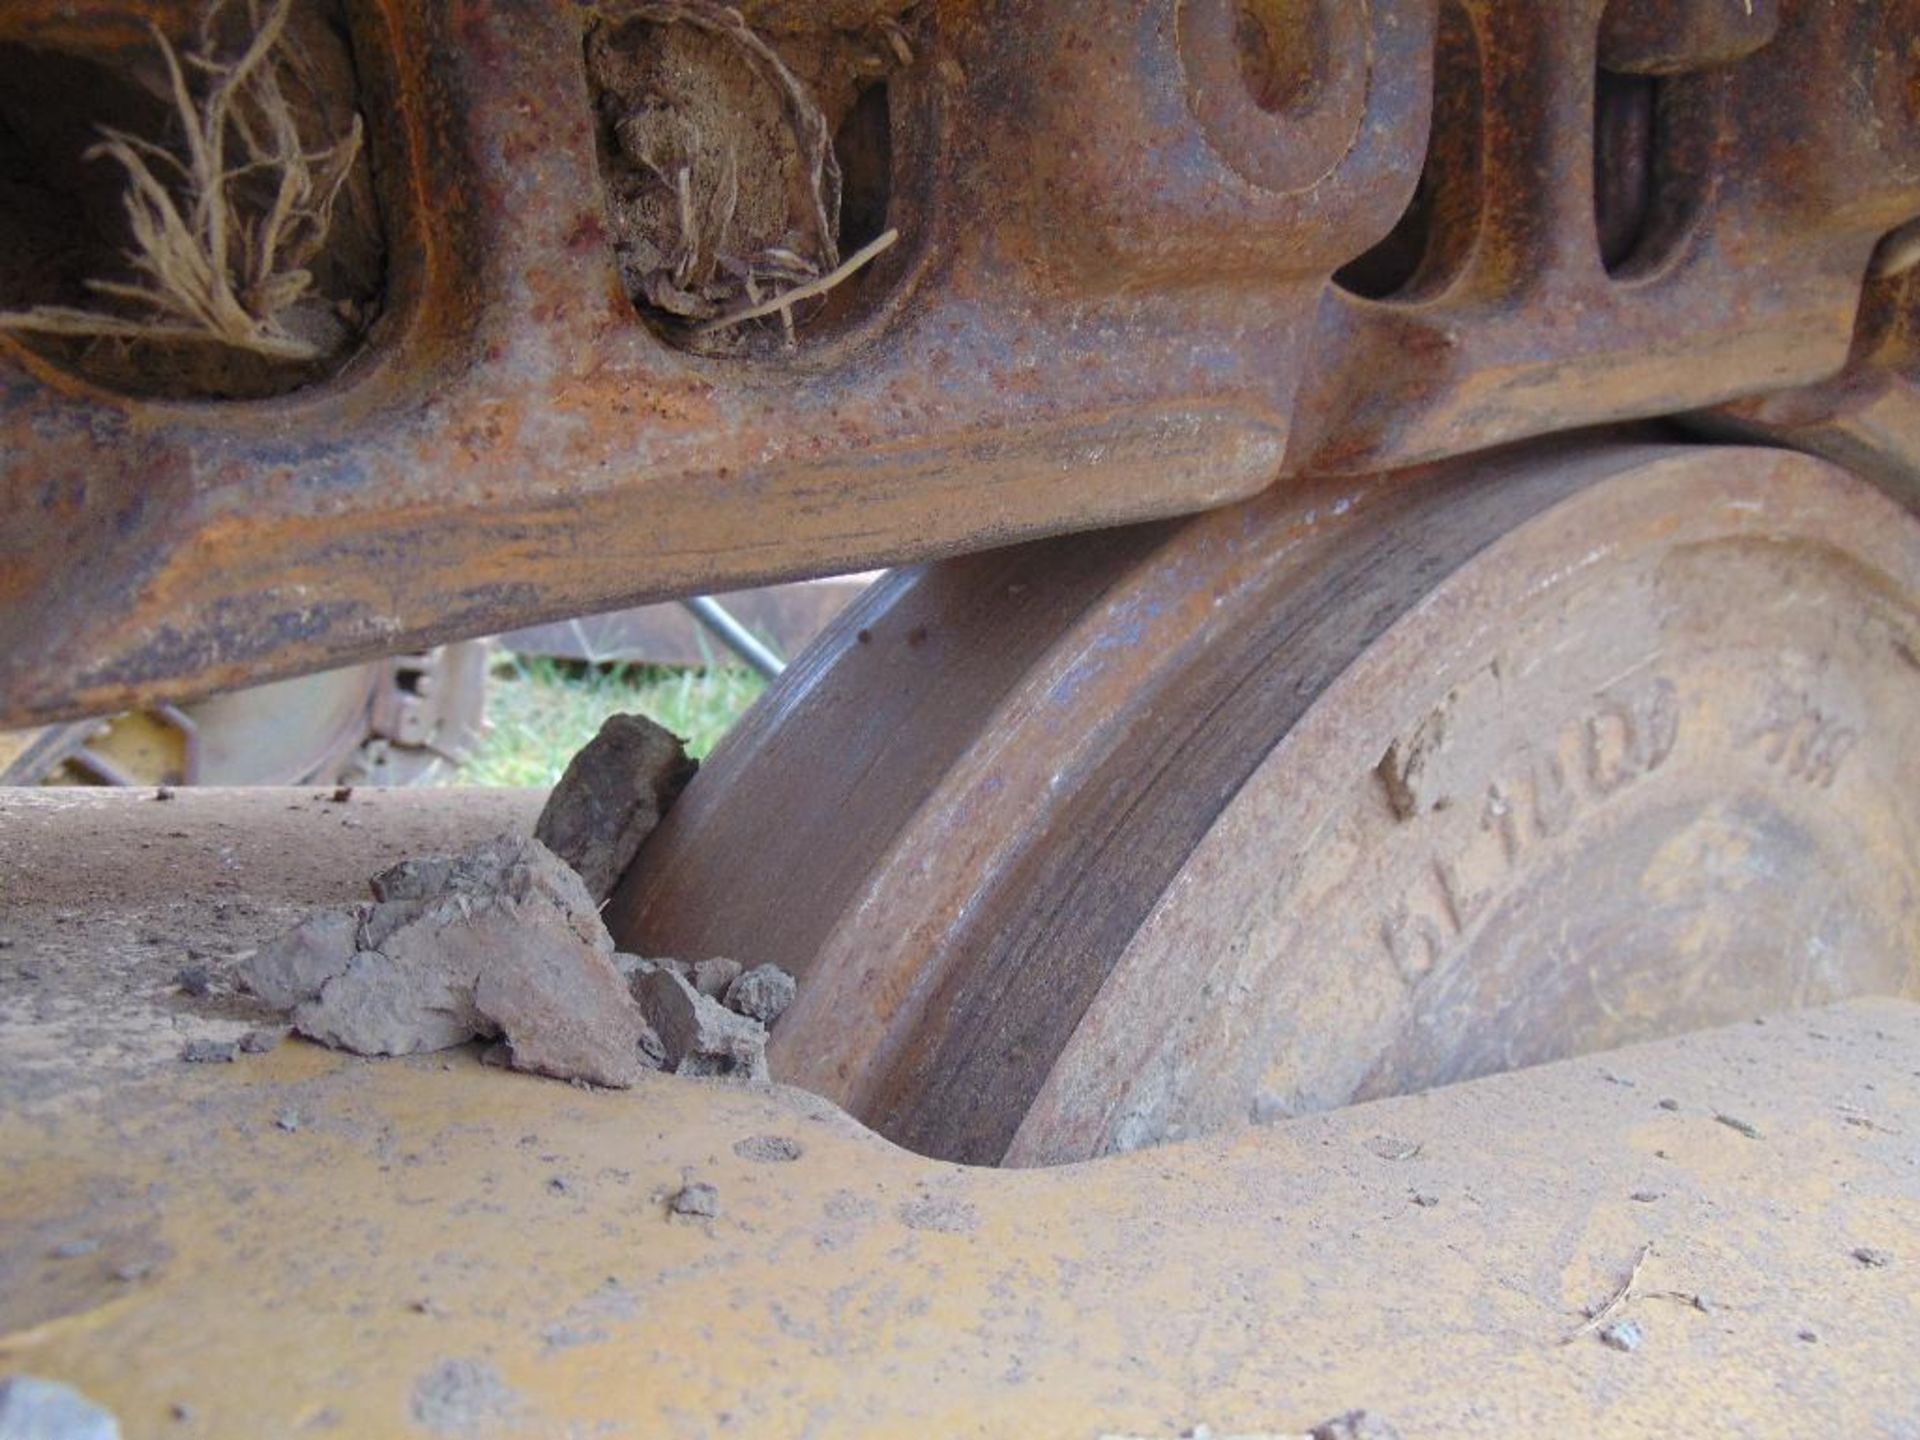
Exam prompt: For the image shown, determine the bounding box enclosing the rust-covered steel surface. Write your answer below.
[3,0,1919,725]
[1706,239,1920,513]
[613,440,1920,1165]
[1290,0,1920,473]
[3,787,1919,1437]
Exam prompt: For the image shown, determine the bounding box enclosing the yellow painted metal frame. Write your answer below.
[4,1005,1918,1436]
[2,790,1916,1436]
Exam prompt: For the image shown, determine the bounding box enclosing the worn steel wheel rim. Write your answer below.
[613,440,1920,1166]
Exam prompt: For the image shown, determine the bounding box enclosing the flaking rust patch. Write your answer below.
[1374,665,1509,821]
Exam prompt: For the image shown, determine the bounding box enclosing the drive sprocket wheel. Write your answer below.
[611,441,1920,1166]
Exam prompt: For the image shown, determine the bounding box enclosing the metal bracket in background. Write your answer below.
[678,596,786,680]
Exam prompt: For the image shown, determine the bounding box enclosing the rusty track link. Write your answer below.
[2,0,1918,723]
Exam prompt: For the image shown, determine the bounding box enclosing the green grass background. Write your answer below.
[449,655,767,788]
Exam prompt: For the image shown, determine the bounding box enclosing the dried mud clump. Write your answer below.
[244,835,658,1088]
[0,0,383,398]
[621,956,796,1081]
[533,712,697,904]
[585,0,911,351]
[0,1376,122,1440]
[241,828,802,1088]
